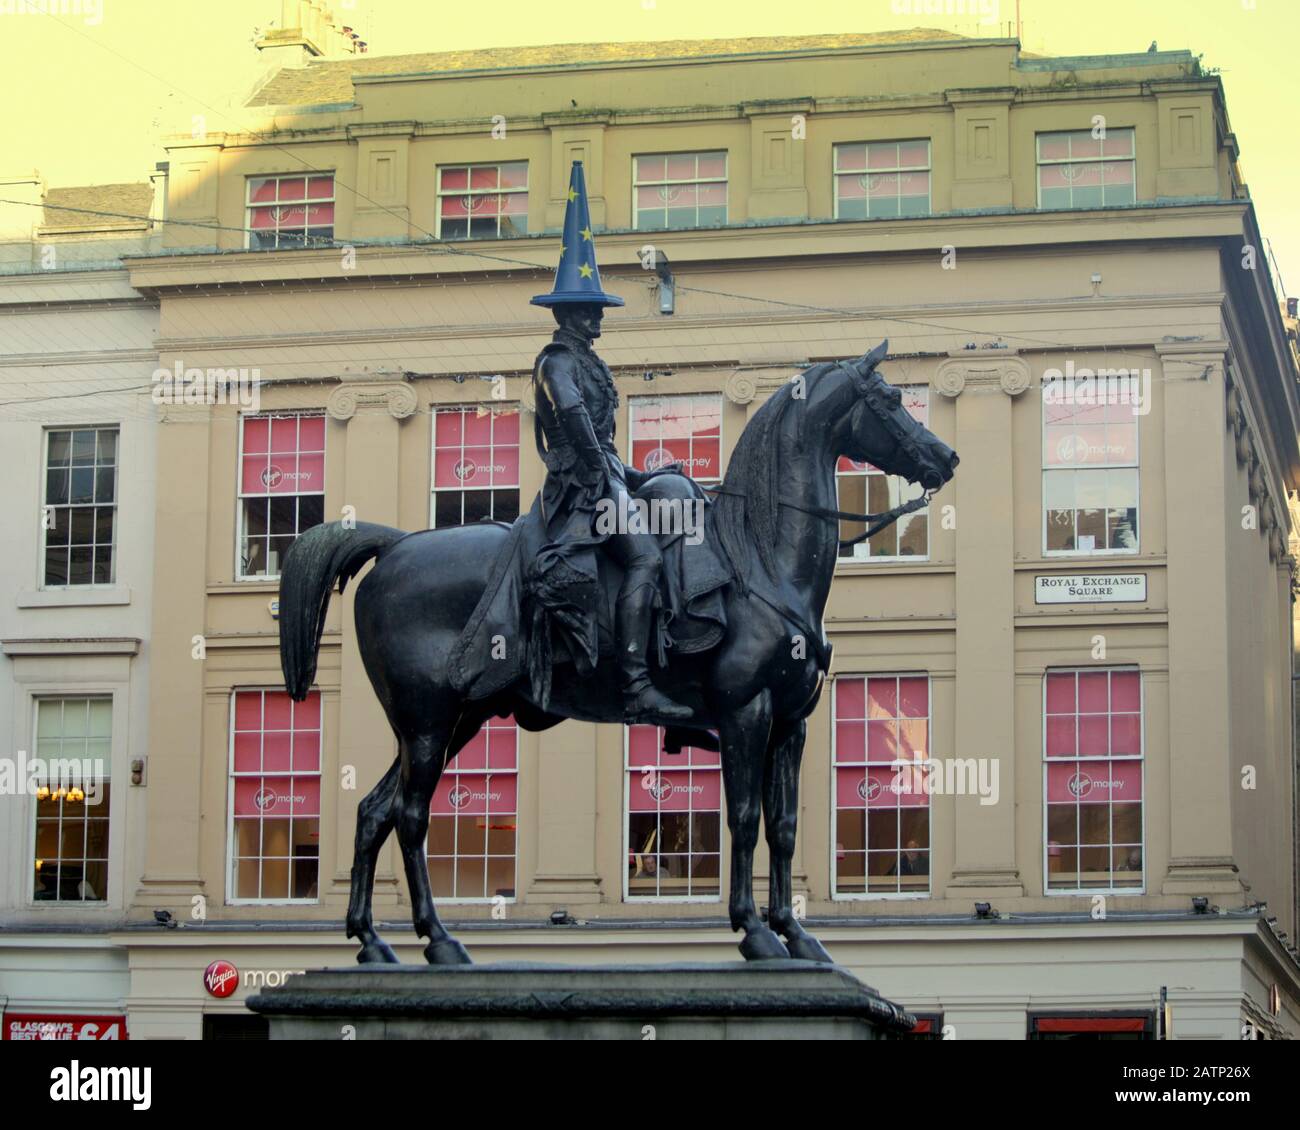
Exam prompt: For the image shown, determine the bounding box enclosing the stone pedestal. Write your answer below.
[248,961,914,1040]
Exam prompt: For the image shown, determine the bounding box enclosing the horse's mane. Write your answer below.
[713,363,838,589]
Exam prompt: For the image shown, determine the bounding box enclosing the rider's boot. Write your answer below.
[618,577,693,724]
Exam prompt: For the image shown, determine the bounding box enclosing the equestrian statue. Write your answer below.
[278,161,959,965]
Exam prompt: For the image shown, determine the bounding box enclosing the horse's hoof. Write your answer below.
[424,937,473,965]
[785,933,834,964]
[357,939,401,965]
[739,927,790,961]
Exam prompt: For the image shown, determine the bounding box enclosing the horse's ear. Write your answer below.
[853,340,889,376]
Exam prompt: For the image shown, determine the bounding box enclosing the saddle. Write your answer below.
[448,473,732,709]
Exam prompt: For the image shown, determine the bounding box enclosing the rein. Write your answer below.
[705,485,933,549]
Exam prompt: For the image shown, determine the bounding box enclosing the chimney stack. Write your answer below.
[254,0,365,65]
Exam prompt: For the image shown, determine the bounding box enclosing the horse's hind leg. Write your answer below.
[719,690,789,960]
[764,719,833,963]
[395,711,482,965]
[347,756,402,964]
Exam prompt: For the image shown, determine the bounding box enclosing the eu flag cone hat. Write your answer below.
[531,160,624,308]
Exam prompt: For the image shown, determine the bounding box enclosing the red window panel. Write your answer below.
[246,174,335,249]
[229,690,322,902]
[436,163,529,239]
[427,714,518,901]
[834,676,931,897]
[432,407,521,528]
[629,394,723,484]
[1044,669,1144,892]
[238,414,326,579]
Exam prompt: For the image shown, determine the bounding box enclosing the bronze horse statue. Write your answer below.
[278,342,957,964]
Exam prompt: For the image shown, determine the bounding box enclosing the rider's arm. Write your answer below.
[539,352,608,484]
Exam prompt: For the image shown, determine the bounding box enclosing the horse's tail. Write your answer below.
[279,521,406,701]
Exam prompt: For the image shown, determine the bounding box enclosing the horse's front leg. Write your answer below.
[764,718,833,963]
[720,690,788,960]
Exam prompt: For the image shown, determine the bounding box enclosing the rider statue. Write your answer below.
[529,162,693,726]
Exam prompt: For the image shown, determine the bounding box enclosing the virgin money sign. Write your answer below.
[629,769,721,812]
[835,766,927,809]
[431,773,517,817]
[433,447,519,488]
[1047,760,1142,804]
[233,776,320,817]
[3,1014,126,1040]
[631,438,720,480]
[204,960,239,998]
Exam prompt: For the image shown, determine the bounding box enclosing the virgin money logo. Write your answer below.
[259,464,313,488]
[1055,434,1128,464]
[448,784,472,809]
[643,447,675,472]
[647,775,673,802]
[453,458,476,482]
[254,786,306,812]
[203,960,239,998]
[857,777,882,802]
[1068,772,1093,799]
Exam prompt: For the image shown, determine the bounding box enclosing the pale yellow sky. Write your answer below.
[3,0,1297,286]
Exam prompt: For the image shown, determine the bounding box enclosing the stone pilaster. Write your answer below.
[136,402,212,910]
[325,373,415,904]
[1156,345,1241,894]
[934,350,1030,898]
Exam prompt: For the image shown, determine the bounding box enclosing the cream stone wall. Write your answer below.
[0,266,158,925]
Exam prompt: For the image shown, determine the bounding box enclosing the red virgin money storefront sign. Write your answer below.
[2,1013,127,1040]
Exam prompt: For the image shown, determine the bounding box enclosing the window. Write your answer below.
[436,162,528,240]
[626,726,721,900]
[1028,1013,1153,1040]
[836,387,929,560]
[834,140,931,220]
[426,715,518,901]
[238,414,325,580]
[431,407,521,527]
[31,697,111,902]
[229,690,321,902]
[1043,379,1138,554]
[246,174,335,249]
[628,393,722,485]
[633,152,727,230]
[42,427,117,587]
[1044,668,1144,893]
[1037,129,1136,209]
[833,675,930,897]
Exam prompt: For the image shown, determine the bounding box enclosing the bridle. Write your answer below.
[706,362,938,550]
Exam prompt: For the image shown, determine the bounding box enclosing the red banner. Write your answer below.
[3,1014,126,1040]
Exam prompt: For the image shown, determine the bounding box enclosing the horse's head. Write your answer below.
[836,341,959,491]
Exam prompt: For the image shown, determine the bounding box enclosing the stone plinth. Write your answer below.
[247,961,914,1040]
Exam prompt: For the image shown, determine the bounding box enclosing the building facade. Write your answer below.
[2,25,1299,1040]
[0,177,162,1042]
